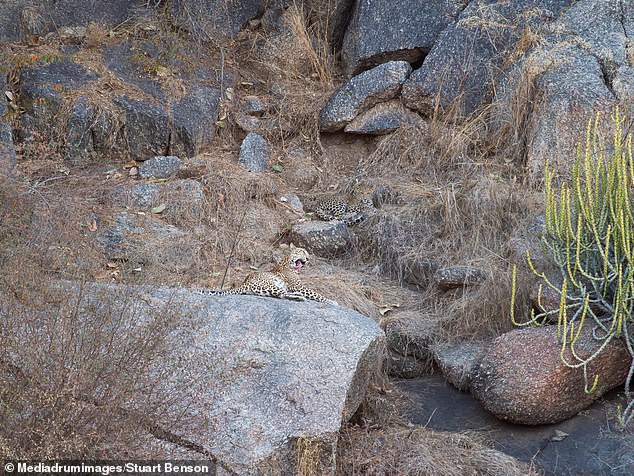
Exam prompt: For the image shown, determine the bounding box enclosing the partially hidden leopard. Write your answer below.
[197,244,338,305]
[312,183,377,226]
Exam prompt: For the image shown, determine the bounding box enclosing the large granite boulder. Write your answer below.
[492,0,634,181]
[340,0,466,76]
[319,61,412,132]
[402,0,574,117]
[55,283,384,475]
[472,325,631,425]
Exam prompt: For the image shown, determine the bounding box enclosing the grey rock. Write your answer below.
[235,114,261,132]
[433,265,487,290]
[242,95,266,116]
[288,221,351,258]
[319,61,412,132]
[96,212,198,272]
[384,312,441,359]
[280,194,304,213]
[168,0,263,38]
[0,0,143,42]
[0,74,16,173]
[66,283,384,474]
[103,43,223,160]
[433,340,489,391]
[19,58,98,125]
[472,325,630,425]
[491,0,632,181]
[384,348,429,379]
[64,95,96,165]
[341,0,466,76]
[524,45,614,182]
[114,96,170,161]
[344,99,423,135]
[139,156,182,179]
[238,132,270,172]
[112,182,162,209]
[402,0,574,117]
[170,84,222,159]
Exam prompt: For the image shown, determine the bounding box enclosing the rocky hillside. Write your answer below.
[0,0,632,474]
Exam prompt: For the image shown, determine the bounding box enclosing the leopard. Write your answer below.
[197,244,338,305]
[311,182,378,226]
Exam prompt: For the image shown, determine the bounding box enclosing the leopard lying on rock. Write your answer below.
[197,244,338,305]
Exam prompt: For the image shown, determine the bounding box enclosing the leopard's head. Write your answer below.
[283,244,310,271]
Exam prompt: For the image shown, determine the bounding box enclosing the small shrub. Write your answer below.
[511,109,634,427]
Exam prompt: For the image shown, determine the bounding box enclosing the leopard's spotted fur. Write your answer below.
[198,244,337,305]
[312,183,377,226]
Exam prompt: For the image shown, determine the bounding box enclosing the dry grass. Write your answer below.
[337,424,538,476]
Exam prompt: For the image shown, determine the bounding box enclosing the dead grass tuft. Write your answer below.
[337,424,538,476]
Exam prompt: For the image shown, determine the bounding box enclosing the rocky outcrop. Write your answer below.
[471,325,631,425]
[68,283,384,475]
[16,40,223,165]
[402,0,575,117]
[340,0,466,77]
[493,0,632,181]
[319,61,412,132]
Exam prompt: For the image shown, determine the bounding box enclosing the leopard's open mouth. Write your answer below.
[293,259,306,269]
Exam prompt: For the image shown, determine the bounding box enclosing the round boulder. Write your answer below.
[472,325,630,425]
